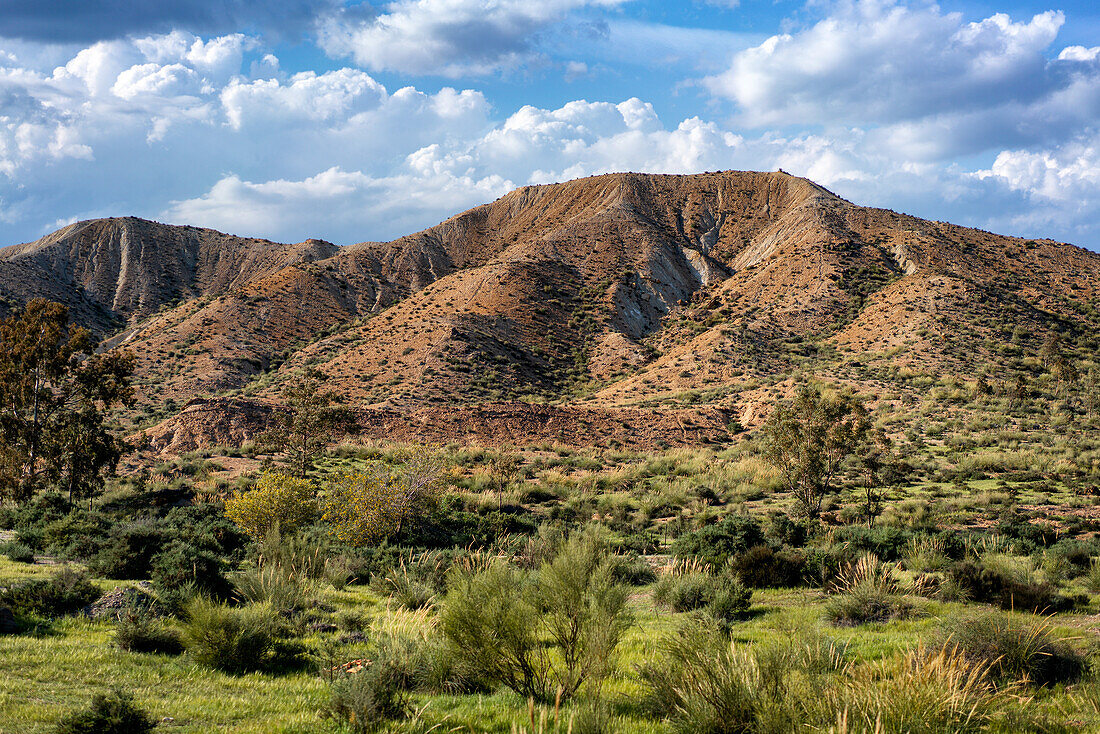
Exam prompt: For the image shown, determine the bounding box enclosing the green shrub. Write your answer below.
[178,597,281,673]
[327,659,409,733]
[151,541,230,599]
[936,612,1083,686]
[653,572,715,612]
[0,568,101,618]
[638,621,794,734]
[608,554,657,586]
[671,516,764,566]
[708,582,753,631]
[729,546,806,588]
[824,585,915,627]
[54,690,155,734]
[232,564,313,615]
[42,511,109,560]
[947,560,1081,613]
[3,541,34,563]
[378,566,435,611]
[87,524,165,579]
[114,610,183,655]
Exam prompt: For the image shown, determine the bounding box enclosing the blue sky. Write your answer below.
[0,0,1098,249]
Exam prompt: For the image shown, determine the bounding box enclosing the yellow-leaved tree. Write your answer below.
[323,456,443,546]
[225,471,317,539]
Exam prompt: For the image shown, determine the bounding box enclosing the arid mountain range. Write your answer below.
[1,171,1097,453]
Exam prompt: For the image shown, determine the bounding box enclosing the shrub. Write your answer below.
[671,515,764,566]
[608,554,657,586]
[87,524,165,579]
[178,597,280,673]
[729,546,805,588]
[638,621,793,734]
[947,559,1080,613]
[438,561,548,700]
[829,645,1005,733]
[327,659,409,733]
[233,564,313,614]
[41,510,109,559]
[0,568,102,618]
[439,530,633,701]
[653,572,715,612]
[150,541,230,599]
[224,471,317,539]
[708,582,753,632]
[824,554,915,627]
[3,541,34,563]
[114,610,183,655]
[936,612,1083,686]
[53,690,155,734]
[379,566,435,611]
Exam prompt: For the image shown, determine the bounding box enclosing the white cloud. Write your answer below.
[707,1,1067,128]
[316,0,628,77]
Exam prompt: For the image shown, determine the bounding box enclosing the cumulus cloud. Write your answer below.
[316,0,628,77]
[706,1,1067,128]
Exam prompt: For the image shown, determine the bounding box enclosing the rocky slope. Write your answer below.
[2,171,1097,451]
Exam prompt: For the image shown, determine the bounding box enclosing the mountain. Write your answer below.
[2,171,1097,451]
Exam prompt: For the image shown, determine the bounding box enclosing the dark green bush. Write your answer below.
[42,511,109,560]
[3,541,34,563]
[53,690,155,734]
[0,568,102,618]
[150,541,230,599]
[327,660,409,733]
[947,560,1081,613]
[831,526,911,561]
[824,587,915,627]
[87,524,166,579]
[707,581,752,631]
[671,515,764,566]
[729,546,806,588]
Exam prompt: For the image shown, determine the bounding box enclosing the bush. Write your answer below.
[824,553,916,627]
[0,568,102,618]
[439,530,632,701]
[729,546,806,588]
[327,659,409,733]
[42,511,109,560]
[936,612,1083,686]
[3,541,34,563]
[150,541,230,599]
[224,471,317,539]
[653,572,715,612]
[114,610,183,655]
[178,597,281,673]
[671,516,764,566]
[608,554,657,586]
[708,582,753,631]
[824,585,916,627]
[233,564,313,615]
[638,621,793,734]
[54,690,155,734]
[87,524,166,579]
[947,560,1081,613]
[378,566,435,611]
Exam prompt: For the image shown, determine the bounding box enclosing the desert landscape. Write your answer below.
[2,0,1100,732]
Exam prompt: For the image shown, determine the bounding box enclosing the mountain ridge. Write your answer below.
[1,170,1097,451]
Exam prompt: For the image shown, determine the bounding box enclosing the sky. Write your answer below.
[0,0,1098,250]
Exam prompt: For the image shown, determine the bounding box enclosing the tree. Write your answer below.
[322,457,444,546]
[0,299,133,503]
[257,373,356,477]
[761,386,870,519]
[224,471,317,539]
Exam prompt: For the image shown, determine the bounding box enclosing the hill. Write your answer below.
[1,171,1097,450]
